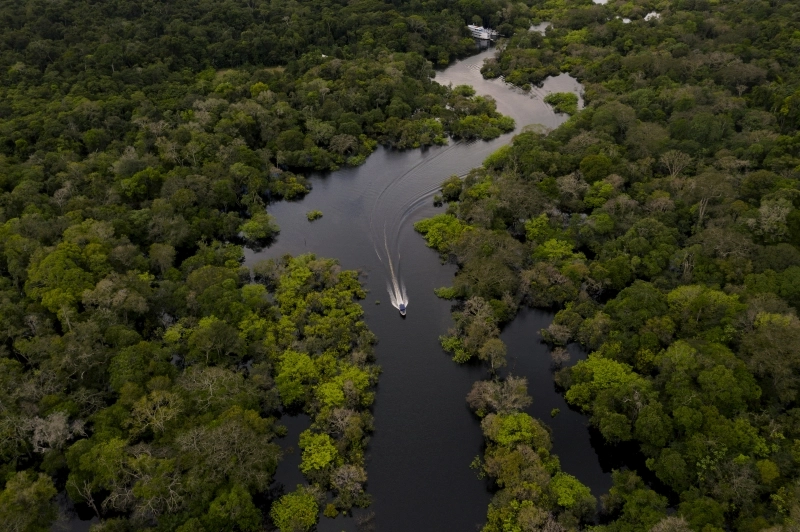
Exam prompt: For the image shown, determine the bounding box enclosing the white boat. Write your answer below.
[467,25,498,40]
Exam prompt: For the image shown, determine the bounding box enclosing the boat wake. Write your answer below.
[368,141,471,316]
[387,278,408,313]
[379,227,408,314]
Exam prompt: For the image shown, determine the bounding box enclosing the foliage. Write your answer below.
[419,0,800,528]
[544,93,579,115]
[0,0,532,526]
[239,212,279,246]
[469,376,595,531]
[270,487,319,532]
[298,431,340,475]
[550,472,593,510]
[414,214,473,253]
[1,231,373,532]
[0,471,58,532]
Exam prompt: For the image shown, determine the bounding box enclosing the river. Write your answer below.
[249,48,614,531]
[56,47,614,532]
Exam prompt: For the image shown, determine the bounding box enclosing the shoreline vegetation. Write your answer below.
[417,0,800,530]
[3,0,800,530]
[0,0,524,530]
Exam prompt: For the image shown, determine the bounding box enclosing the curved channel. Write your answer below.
[247,47,605,531]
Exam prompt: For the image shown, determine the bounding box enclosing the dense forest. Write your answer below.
[5,0,800,530]
[0,0,530,530]
[417,0,800,530]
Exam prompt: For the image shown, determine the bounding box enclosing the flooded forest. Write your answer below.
[2,1,800,531]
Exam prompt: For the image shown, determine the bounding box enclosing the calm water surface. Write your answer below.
[252,49,610,531]
[62,48,610,532]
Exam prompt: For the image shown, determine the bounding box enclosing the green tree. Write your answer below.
[239,212,280,245]
[202,485,262,532]
[550,472,595,510]
[270,487,319,532]
[298,430,339,475]
[0,471,58,532]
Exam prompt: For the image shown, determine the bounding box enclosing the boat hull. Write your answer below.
[467,24,498,40]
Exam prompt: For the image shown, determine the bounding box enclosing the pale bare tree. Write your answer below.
[155,136,182,166]
[671,245,699,281]
[130,390,183,435]
[650,516,692,532]
[177,366,252,412]
[556,172,588,201]
[52,181,73,210]
[543,322,571,346]
[660,150,692,178]
[331,464,367,499]
[175,412,280,493]
[646,190,674,213]
[746,198,793,242]
[467,376,532,415]
[25,412,85,453]
[67,478,100,518]
[601,193,639,218]
[715,155,749,173]
[329,134,358,155]
[685,171,732,229]
[479,338,508,373]
[327,408,359,437]
[550,347,571,368]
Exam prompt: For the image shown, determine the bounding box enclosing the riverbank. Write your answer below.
[253,47,601,531]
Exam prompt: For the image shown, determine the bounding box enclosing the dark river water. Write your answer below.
[62,48,609,532]
[247,49,612,531]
